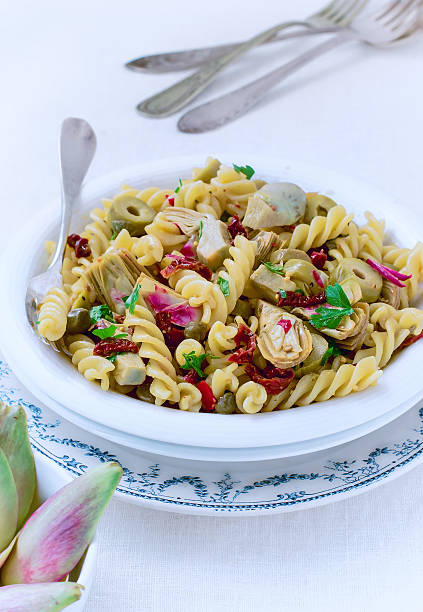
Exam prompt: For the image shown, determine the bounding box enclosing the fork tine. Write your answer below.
[316,0,344,18]
[326,0,365,24]
[384,0,420,27]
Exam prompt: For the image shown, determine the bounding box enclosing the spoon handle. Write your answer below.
[136,20,309,117]
[178,32,355,133]
[49,118,97,270]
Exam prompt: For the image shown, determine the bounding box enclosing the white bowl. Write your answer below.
[1,154,423,460]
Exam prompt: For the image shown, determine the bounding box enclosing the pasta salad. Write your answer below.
[37,158,423,414]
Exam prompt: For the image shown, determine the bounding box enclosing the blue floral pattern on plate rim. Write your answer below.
[1,356,423,514]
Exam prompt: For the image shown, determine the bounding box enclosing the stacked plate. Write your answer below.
[2,156,423,513]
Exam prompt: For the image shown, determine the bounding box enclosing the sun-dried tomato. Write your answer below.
[167,195,175,206]
[309,249,327,270]
[160,255,212,281]
[277,291,327,308]
[155,311,185,349]
[245,364,295,395]
[228,324,257,364]
[197,381,216,412]
[277,319,292,333]
[183,369,202,384]
[400,331,423,349]
[67,233,91,258]
[227,215,248,241]
[93,339,139,357]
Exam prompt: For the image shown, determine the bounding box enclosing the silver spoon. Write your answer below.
[136,0,368,118]
[178,0,423,133]
[25,118,97,349]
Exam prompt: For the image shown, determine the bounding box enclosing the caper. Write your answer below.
[66,308,91,334]
[107,192,156,237]
[136,384,155,404]
[304,193,337,223]
[184,321,207,341]
[215,392,237,414]
[232,299,253,320]
[332,258,382,303]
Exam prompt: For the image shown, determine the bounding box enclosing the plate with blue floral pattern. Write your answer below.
[1,353,423,515]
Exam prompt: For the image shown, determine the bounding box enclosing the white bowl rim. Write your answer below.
[2,153,423,451]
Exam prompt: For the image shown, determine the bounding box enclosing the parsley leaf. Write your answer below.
[90,304,114,325]
[92,325,127,340]
[320,341,342,366]
[174,178,183,193]
[217,276,230,296]
[279,290,287,299]
[326,283,351,309]
[123,283,141,314]
[295,289,305,295]
[233,164,255,180]
[263,261,285,276]
[198,220,203,240]
[110,229,118,241]
[310,283,354,330]
[180,351,208,378]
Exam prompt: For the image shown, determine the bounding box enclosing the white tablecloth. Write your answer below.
[2,1,423,610]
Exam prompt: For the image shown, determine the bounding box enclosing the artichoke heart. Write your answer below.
[85,249,145,314]
[256,300,312,369]
[283,259,328,295]
[243,182,306,229]
[154,207,206,236]
[251,230,281,265]
[380,278,401,309]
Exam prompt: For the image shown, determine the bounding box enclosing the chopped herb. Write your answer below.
[217,276,230,296]
[310,283,354,330]
[263,261,285,276]
[92,325,127,340]
[180,351,208,378]
[279,290,287,299]
[320,341,342,366]
[295,289,305,295]
[233,164,255,180]
[107,353,120,363]
[123,283,141,314]
[174,178,183,193]
[90,304,114,324]
[198,220,203,240]
[35,320,40,325]
[111,230,118,241]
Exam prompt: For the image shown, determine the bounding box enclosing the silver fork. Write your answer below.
[136,0,368,117]
[178,0,423,133]
[25,118,97,350]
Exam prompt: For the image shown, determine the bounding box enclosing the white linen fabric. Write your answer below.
[1,0,422,610]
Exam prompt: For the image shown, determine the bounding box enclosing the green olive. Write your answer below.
[295,333,329,377]
[136,384,155,404]
[232,299,253,320]
[184,321,207,341]
[270,248,311,265]
[304,193,337,223]
[107,193,156,237]
[66,308,91,334]
[192,157,221,183]
[331,258,382,303]
[215,392,237,414]
[284,259,328,295]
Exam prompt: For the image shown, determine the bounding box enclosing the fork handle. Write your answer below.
[127,27,340,73]
[136,20,309,117]
[178,31,357,133]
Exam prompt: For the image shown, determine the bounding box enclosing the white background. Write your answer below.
[2,1,423,610]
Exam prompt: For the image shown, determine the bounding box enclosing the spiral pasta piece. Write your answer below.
[236,381,267,414]
[357,212,385,262]
[280,356,381,409]
[208,363,239,398]
[217,235,257,314]
[145,210,187,250]
[175,339,204,365]
[288,206,353,251]
[137,186,172,212]
[38,287,70,341]
[178,382,202,412]
[211,166,257,217]
[173,180,224,218]
[107,229,164,266]
[353,319,410,367]
[168,269,226,326]
[124,303,179,405]
[369,303,423,335]
[326,222,366,273]
[81,206,111,259]
[66,334,115,390]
